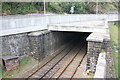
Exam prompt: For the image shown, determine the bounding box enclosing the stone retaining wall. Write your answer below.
[0,33,30,56]
[103,39,116,78]
[86,41,102,73]
[86,32,116,78]
[28,31,72,61]
[86,32,103,73]
[0,30,74,62]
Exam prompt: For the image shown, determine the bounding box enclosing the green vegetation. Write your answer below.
[101,49,105,53]
[109,24,119,78]
[2,2,43,15]
[1,2,118,15]
[0,56,36,78]
[0,53,14,56]
[109,25,118,42]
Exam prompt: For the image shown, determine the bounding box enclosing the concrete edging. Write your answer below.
[94,52,106,78]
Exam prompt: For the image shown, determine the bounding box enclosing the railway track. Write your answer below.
[26,34,88,80]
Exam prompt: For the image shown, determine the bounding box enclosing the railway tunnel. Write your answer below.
[28,31,90,60]
[26,31,91,79]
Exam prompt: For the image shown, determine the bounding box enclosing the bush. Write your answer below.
[1,2,118,15]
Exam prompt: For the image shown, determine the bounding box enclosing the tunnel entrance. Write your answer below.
[1,30,91,60]
[27,31,91,78]
[57,31,91,44]
[28,31,91,62]
[50,31,91,56]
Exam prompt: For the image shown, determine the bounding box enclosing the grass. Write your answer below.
[0,65,2,79]
[0,53,14,56]
[1,56,36,78]
[109,24,119,78]
[101,49,105,53]
[109,25,118,43]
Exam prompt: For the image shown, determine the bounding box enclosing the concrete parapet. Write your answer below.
[86,32,104,42]
[94,52,106,78]
[1,14,118,36]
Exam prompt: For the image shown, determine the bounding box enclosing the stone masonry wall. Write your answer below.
[0,30,73,62]
[86,41,102,73]
[103,39,116,78]
[87,37,116,78]
[0,33,30,56]
[28,31,71,61]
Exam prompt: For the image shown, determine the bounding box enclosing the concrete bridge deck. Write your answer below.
[48,20,108,33]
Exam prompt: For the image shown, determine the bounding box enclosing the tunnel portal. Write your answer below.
[27,31,91,78]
